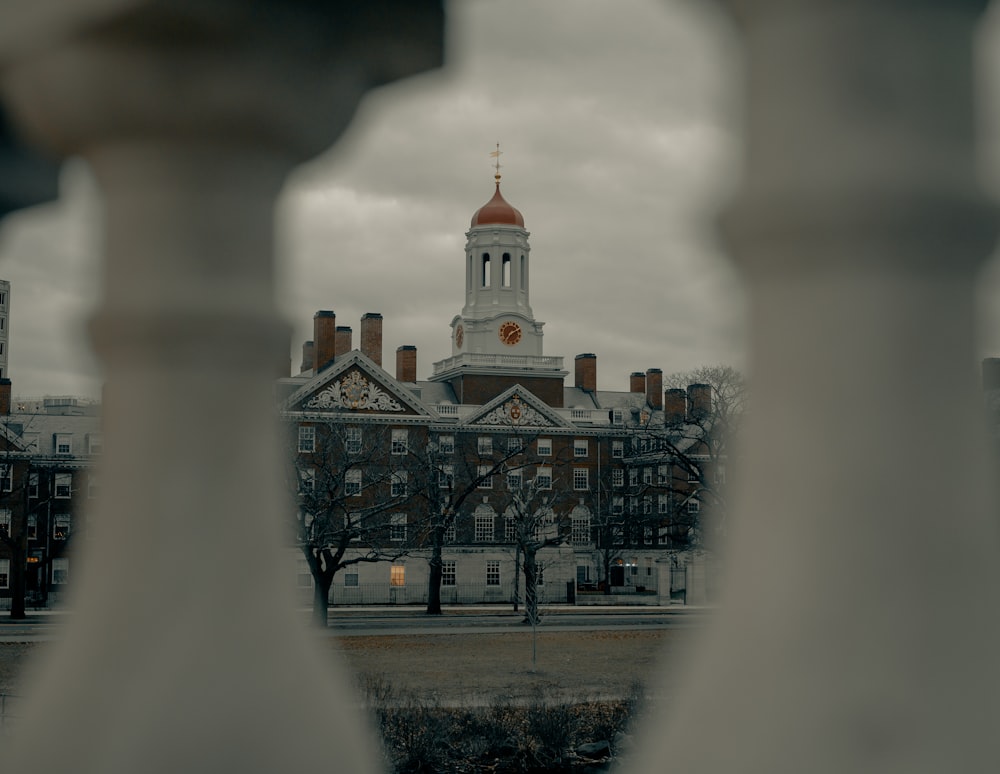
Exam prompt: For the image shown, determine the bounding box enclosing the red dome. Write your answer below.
[471,183,525,228]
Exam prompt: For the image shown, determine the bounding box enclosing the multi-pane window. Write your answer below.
[485,560,501,586]
[441,560,456,586]
[506,470,522,491]
[573,468,589,491]
[298,425,315,453]
[507,437,523,453]
[345,469,362,497]
[612,496,624,516]
[574,439,588,458]
[537,438,552,456]
[535,466,552,490]
[629,469,639,487]
[0,464,11,492]
[54,473,72,499]
[445,521,456,542]
[299,468,316,493]
[611,409,624,425]
[53,514,70,540]
[391,429,408,455]
[27,514,37,540]
[572,514,590,545]
[687,499,701,515]
[438,435,455,455]
[390,563,406,587]
[0,558,8,589]
[612,440,624,458]
[439,465,454,489]
[505,514,516,542]
[658,494,669,514]
[643,467,653,485]
[346,427,362,455]
[658,465,669,485]
[612,469,624,488]
[390,513,407,542]
[477,436,493,456]
[477,465,493,489]
[0,508,10,533]
[55,433,72,455]
[688,467,700,483]
[391,471,408,498]
[344,573,359,587]
[28,472,38,498]
[475,510,495,542]
[52,558,69,585]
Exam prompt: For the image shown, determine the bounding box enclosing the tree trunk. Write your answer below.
[312,574,332,628]
[425,527,443,614]
[523,547,540,626]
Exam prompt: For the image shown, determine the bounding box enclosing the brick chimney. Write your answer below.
[300,340,315,373]
[0,378,10,415]
[335,326,353,357]
[396,345,417,382]
[313,311,336,372]
[575,353,597,392]
[360,313,383,366]
[630,371,646,394]
[664,388,687,425]
[646,368,663,410]
[688,383,712,420]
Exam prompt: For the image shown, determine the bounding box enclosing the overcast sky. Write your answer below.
[4,0,1000,399]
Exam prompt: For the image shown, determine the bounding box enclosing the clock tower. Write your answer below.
[431,157,567,406]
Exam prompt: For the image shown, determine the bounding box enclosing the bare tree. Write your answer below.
[289,422,413,627]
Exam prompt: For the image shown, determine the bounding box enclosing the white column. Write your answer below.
[0,4,442,772]
[634,1,1000,771]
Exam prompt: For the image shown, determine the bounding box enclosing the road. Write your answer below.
[0,606,711,642]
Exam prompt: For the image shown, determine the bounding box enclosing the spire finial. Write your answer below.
[489,142,502,184]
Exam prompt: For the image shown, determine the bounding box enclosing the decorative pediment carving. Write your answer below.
[306,370,404,412]
[477,395,551,427]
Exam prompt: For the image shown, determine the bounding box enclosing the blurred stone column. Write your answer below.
[0,2,441,772]
[635,1,1000,771]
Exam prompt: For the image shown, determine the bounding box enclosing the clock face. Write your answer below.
[455,325,464,349]
[498,320,522,346]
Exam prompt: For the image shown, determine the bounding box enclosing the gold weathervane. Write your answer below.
[490,142,502,182]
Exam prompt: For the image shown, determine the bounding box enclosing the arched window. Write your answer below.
[501,253,511,287]
[482,253,491,287]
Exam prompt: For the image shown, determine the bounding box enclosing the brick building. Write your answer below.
[277,175,722,606]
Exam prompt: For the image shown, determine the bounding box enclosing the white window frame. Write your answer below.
[535,466,552,491]
[611,409,624,426]
[537,438,552,456]
[438,435,455,455]
[53,513,70,540]
[477,464,493,489]
[391,428,408,456]
[573,468,589,491]
[574,439,588,458]
[345,427,362,455]
[390,471,408,498]
[477,436,493,456]
[658,494,669,514]
[612,468,624,488]
[612,440,624,459]
[658,465,669,485]
[485,559,501,586]
[572,515,590,545]
[27,514,37,540]
[687,498,701,515]
[505,513,516,542]
[390,513,407,542]
[475,511,495,542]
[298,425,315,453]
[345,469,362,497]
[629,468,639,487]
[55,433,72,455]
[441,560,456,587]
[87,433,103,455]
[643,467,653,485]
[299,468,316,493]
[28,472,38,498]
[506,470,522,491]
[439,464,454,489]
[612,496,624,516]
[0,508,10,533]
[54,472,72,499]
[507,437,523,453]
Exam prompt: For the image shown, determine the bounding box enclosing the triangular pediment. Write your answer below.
[463,385,574,429]
[282,351,436,418]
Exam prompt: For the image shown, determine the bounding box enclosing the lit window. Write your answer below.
[478,436,493,456]
[612,469,624,488]
[574,439,588,458]
[391,471,408,498]
[475,509,495,542]
[486,560,501,586]
[535,466,552,490]
[53,513,70,540]
[391,429,408,455]
[346,427,362,455]
[537,438,552,456]
[612,440,624,458]
[345,469,362,497]
[54,473,72,499]
[390,513,407,542]
[441,560,456,587]
[390,564,405,587]
[54,433,72,455]
[477,465,493,489]
[298,426,315,453]
[573,468,589,491]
